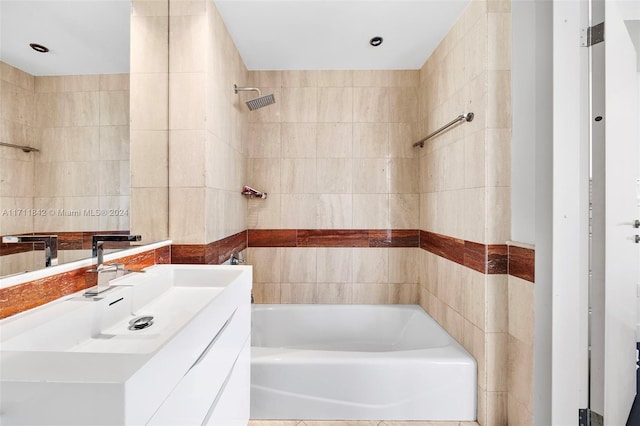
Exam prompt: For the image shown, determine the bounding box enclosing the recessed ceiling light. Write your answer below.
[29,43,49,53]
[369,36,383,47]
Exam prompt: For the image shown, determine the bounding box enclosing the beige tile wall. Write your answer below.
[246,69,420,302]
[0,251,36,277]
[0,61,36,242]
[130,0,170,242]
[33,73,130,233]
[246,70,419,231]
[0,62,130,276]
[205,2,248,242]
[417,0,510,246]
[163,0,248,245]
[419,250,508,426]
[507,275,533,425]
[132,0,249,246]
[249,247,419,305]
[416,0,513,425]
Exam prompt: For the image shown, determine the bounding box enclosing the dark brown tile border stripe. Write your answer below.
[0,242,33,256]
[418,230,507,274]
[249,229,420,248]
[488,244,509,274]
[464,240,487,273]
[170,244,206,264]
[248,230,297,247]
[155,245,171,264]
[171,230,248,265]
[217,231,247,264]
[245,229,526,278]
[1,229,535,320]
[420,230,465,265]
[297,229,369,247]
[508,246,535,282]
[369,230,420,247]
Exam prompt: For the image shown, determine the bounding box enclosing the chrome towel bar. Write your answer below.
[0,142,39,152]
[242,185,267,199]
[412,112,474,148]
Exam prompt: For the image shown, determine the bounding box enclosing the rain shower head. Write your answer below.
[234,84,276,111]
[245,93,276,111]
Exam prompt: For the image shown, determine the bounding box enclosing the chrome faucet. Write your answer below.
[229,250,251,302]
[230,250,245,265]
[2,235,58,268]
[92,234,142,267]
[84,234,142,296]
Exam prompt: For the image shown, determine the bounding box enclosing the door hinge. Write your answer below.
[579,408,590,426]
[581,22,605,47]
[579,408,604,426]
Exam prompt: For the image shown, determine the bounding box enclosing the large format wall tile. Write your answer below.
[1,63,132,276]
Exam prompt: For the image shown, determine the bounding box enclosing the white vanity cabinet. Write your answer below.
[147,280,251,426]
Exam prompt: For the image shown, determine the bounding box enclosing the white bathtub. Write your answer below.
[250,304,476,421]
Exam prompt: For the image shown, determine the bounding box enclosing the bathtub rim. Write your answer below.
[251,303,476,362]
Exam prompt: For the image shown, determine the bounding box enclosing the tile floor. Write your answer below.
[248,421,481,426]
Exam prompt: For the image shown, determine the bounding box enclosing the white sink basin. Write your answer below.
[0,268,237,354]
[0,264,252,425]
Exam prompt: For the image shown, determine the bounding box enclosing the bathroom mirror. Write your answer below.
[0,0,166,278]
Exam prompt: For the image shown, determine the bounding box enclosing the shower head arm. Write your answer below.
[234,84,262,96]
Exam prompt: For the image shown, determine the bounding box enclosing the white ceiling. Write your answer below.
[0,0,130,76]
[0,0,470,76]
[213,0,471,70]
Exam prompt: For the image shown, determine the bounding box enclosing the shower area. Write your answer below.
[242,3,514,424]
[132,0,520,423]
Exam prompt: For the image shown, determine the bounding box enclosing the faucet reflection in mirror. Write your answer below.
[84,234,141,296]
[1,235,58,268]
